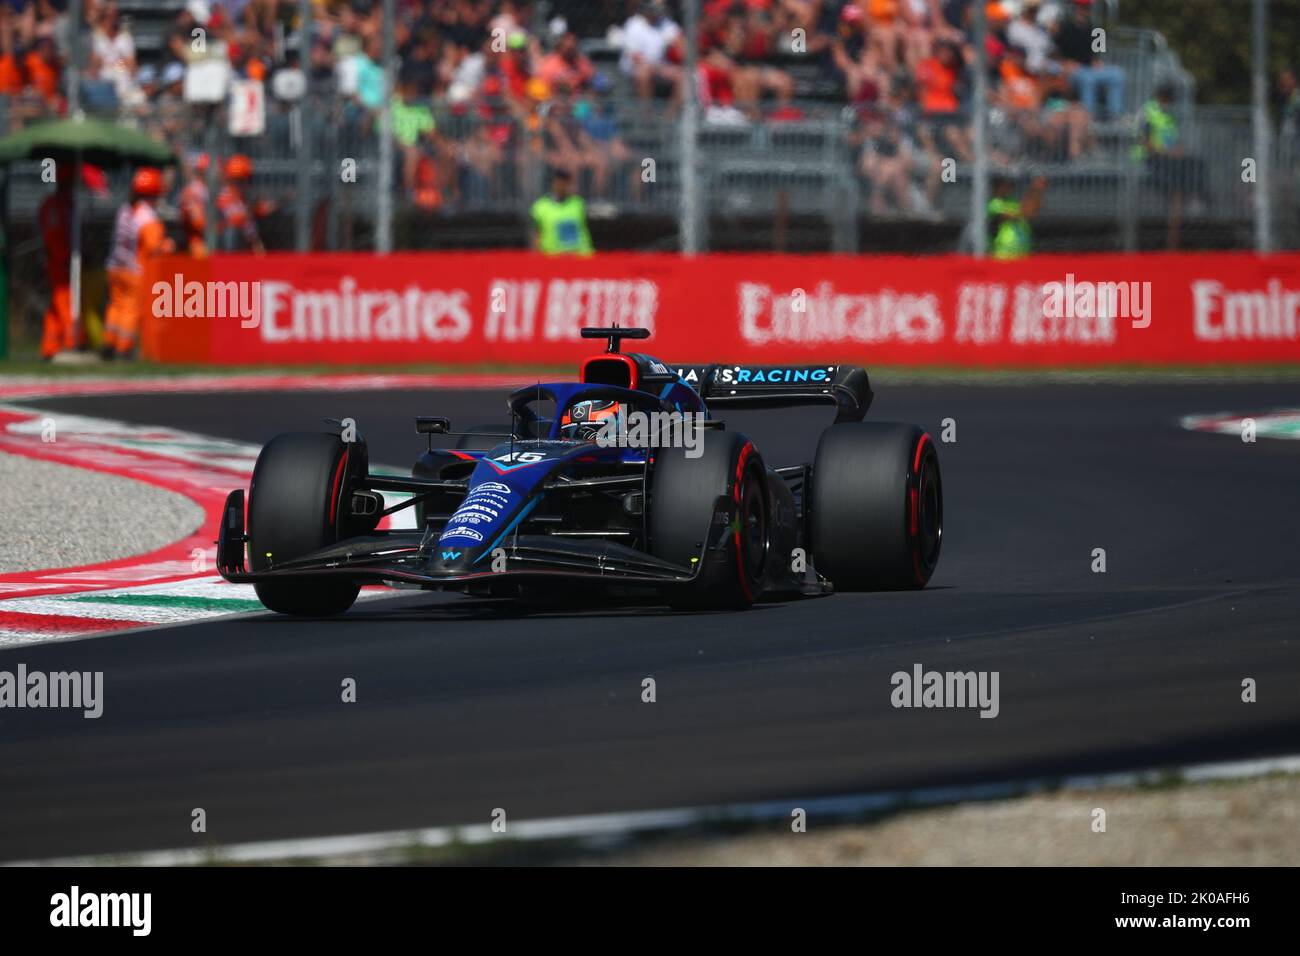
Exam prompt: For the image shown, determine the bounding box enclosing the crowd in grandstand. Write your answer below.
[3,1,1298,222]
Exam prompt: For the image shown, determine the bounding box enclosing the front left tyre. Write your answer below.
[247,431,361,615]
[650,430,770,610]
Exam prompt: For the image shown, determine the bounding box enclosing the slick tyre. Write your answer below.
[811,422,942,590]
[248,431,360,615]
[650,430,769,610]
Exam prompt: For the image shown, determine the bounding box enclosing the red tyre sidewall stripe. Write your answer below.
[734,441,756,603]
[910,432,932,585]
[909,432,930,535]
[912,431,931,477]
[327,447,349,529]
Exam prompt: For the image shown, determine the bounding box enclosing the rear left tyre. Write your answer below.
[248,431,361,615]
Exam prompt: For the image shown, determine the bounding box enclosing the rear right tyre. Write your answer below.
[811,422,942,590]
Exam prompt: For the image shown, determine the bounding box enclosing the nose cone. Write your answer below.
[435,503,498,570]
[437,476,519,566]
[434,545,474,570]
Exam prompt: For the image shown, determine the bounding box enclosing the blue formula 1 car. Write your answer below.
[217,327,942,613]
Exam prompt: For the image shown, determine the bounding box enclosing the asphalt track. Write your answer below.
[2,382,1299,861]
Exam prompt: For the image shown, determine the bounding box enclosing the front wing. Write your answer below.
[216,490,737,589]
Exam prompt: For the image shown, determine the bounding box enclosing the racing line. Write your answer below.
[0,381,1298,861]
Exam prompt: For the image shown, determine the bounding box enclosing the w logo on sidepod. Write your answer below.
[441,550,462,561]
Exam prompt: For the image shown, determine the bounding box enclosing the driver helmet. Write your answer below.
[560,398,621,440]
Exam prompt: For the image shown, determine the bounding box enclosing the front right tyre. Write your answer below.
[247,431,361,615]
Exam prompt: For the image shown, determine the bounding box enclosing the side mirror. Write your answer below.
[415,417,451,435]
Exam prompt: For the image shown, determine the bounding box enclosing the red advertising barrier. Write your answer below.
[141,251,1300,367]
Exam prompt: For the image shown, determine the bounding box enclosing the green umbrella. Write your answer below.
[0,113,176,351]
[0,114,175,167]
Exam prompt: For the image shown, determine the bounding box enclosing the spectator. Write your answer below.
[916,38,971,161]
[461,111,507,201]
[530,167,592,255]
[150,61,188,140]
[702,1,794,116]
[1054,0,1123,119]
[391,67,447,206]
[26,35,61,107]
[696,55,745,125]
[895,82,945,216]
[860,111,914,217]
[33,0,62,47]
[1279,67,1299,140]
[461,66,513,200]
[997,43,1041,114]
[620,0,682,101]
[1277,67,1299,215]
[166,5,201,65]
[89,1,138,107]
[448,33,491,103]
[576,72,636,201]
[1040,86,1093,160]
[499,30,537,116]
[770,0,818,41]
[899,0,961,70]
[1005,0,1051,75]
[158,60,186,102]
[308,36,336,86]
[488,0,525,38]
[352,33,386,112]
[829,4,883,105]
[401,25,442,95]
[544,80,608,197]
[0,16,24,96]
[539,31,594,92]
[857,84,943,219]
[5,0,35,50]
[864,0,903,75]
[432,0,491,54]
[130,62,158,110]
[230,30,270,83]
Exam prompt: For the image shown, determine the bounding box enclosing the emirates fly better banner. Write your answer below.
[141,251,1300,366]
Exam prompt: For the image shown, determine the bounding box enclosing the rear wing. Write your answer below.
[670,364,872,423]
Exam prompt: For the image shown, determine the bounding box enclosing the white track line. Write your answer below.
[9,752,1300,867]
